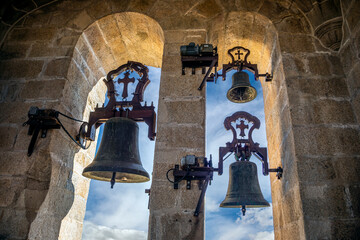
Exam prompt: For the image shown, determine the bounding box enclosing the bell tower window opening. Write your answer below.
[205,69,274,239]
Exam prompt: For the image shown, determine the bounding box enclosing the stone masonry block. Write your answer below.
[156,124,205,149]
[0,60,44,80]
[293,126,360,156]
[152,162,176,181]
[347,62,360,97]
[312,99,356,124]
[152,147,204,164]
[0,43,30,59]
[0,178,17,207]
[281,188,303,223]
[157,99,205,125]
[25,189,47,211]
[278,33,315,53]
[20,79,66,100]
[0,82,24,102]
[331,219,360,239]
[0,125,17,150]
[353,92,360,123]
[333,156,360,184]
[0,209,29,239]
[340,41,358,75]
[297,157,336,183]
[0,151,29,176]
[290,98,356,125]
[349,184,360,217]
[26,149,52,182]
[150,211,203,240]
[302,185,348,219]
[149,183,178,210]
[9,27,58,42]
[281,54,306,79]
[85,1,112,20]
[345,0,360,33]
[44,58,71,78]
[159,72,206,98]
[0,101,43,124]
[287,77,349,98]
[68,10,94,30]
[29,43,73,58]
[304,220,331,240]
[307,55,332,76]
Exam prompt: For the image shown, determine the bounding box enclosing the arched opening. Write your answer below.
[205,11,289,239]
[27,12,164,239]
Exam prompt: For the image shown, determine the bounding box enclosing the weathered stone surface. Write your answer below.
[0,43,30,59]
[157,98,205,124]
[331,218,360,239]
[156,124,205,149]
[333,156,360,184]
[21,79,66,100]
[0,82,24,102]
[307,55,332,76]
[297,157,336,183]
[9,27,58,42]
[0,208,29,239]
[293,126,360,156]
[287,77,349,98]
[290,98,356,125]
[0,125,17,150]
[0,1,359,240]
[29,44,73,58]
[0,151,29,176]
[278,33,315,53]
[0,60,44,80]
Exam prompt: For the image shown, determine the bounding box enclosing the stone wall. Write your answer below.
[0,0,359,240]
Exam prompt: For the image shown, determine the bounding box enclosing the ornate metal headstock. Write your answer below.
[105,61,150,108]
[224,111,260,148]
[218,111,269,176]
[222,46,272,82]
[86,61,156,141]
[227,46,251,65]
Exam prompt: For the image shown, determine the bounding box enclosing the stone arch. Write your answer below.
[26,12,164,240]
[205,10,306,239]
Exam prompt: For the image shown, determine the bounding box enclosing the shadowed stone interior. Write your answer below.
[0,0,359,239]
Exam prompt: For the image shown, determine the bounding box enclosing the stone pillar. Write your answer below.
[275,28,360,239]
[148,30,206,240]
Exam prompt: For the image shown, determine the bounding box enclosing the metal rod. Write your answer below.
[194,175,210,216]
[198,59,217,90]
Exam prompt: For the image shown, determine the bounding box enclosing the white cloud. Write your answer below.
[82,221,147,240]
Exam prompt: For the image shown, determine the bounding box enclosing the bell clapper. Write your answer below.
[110,172,116,189]
[242,205,246,216]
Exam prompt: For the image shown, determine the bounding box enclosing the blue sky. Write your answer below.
[82,67,273,240]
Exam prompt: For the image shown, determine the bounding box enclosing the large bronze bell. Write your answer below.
[220,161,269,215]
[227,71,257,103]
[82,117,150,186]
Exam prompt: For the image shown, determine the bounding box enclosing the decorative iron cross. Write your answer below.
[236,120,248,138]
[117,71,135,99]
[235,50,243,61]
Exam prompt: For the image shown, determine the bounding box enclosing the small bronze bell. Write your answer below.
[82,117,150,187]
[220,161,269,215]
[227,71,257,103]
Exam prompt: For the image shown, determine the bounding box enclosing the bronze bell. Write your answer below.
[82,117,150,187]
[227,71,257,103]
[220,160,269,215]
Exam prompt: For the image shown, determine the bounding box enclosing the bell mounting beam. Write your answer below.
[85,61,156,141]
